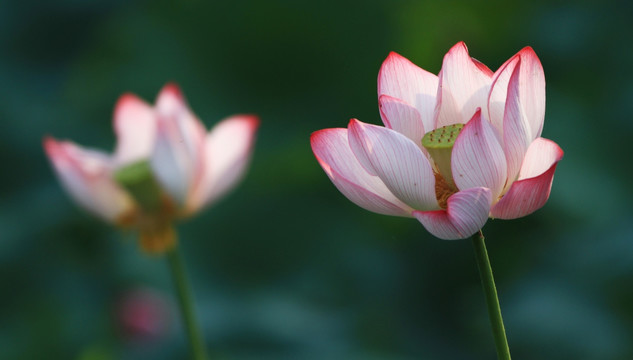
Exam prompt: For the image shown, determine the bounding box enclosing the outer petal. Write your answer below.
[502,59,533,185]
[413,187,492,240]
[488,55,519,138]
[489,47,545,142]
[187,115,259,213]
[113,94,156,166]
[378,52,438,132]
[379,94,425,147]
[44,137,134,222]
[517,137,563,180]
[155,84,207,154]
[348,119,438,211]
[452,109,507,199]
[490,138,563,219]
[156,83,190,118]
[311,128,414,217]
[151,84,206,206]
[434,42,493,128]
[514,47,546,138]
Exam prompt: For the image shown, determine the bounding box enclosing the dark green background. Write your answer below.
[2,0,632,359]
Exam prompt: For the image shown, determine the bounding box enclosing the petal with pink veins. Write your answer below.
[44,137,135,222]
[490,137,563,219]
[502,59,533,186]
[503,61,536,188]
[311,128,413,217]
[379,95,426,148]
[452,109,507,199]
[188,115,259,212]
[515,47,546,138]
[488,55,519,138]
[434,42,494,128]
[113,94,156,166]
[378,52,438,131]
[517,137,563,180]
[489,47,545,142]
[348,119,438,211]
[413,187,492,240]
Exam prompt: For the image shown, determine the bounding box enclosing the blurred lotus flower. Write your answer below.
[311,42,563,240]
[45,83,259,252]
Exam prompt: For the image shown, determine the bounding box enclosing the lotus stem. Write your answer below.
[471,230,511,360]
[168,240,209,360]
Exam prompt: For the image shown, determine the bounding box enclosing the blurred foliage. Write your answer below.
[1,0,633,359]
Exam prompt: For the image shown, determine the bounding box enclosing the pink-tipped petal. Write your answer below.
[311,128,413,216]
[155,83,187,116]
[151,120,196,206]
[502,59,533,185]
[488,55,520,138]
[155,84,207,156]
[378,52,438,131]
[489,47,546,142]
[517,137,564,180]
[188,115,259,212]
[452,109,507,199]
[435,42,494,128]
[151,84,207,207]
[515,47,546,138]
[348,119,438,211]
[113,94,156,165]
[379,94,425,147]
[490,138,563,219]
[44,137,134,222]
[413,187,492,240]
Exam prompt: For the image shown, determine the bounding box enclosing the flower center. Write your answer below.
[422,124,464,208]
[115,161,177,254]
[115,161,164,213]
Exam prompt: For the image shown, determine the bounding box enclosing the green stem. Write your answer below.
[168,243,209,360]
[471,230,511,360]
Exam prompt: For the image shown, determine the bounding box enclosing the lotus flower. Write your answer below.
[45,83,259,252]
[311,42,563,240]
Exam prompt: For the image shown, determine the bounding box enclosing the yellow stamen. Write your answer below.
[434,172,457,209]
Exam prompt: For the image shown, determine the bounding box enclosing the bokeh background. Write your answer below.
[2,0,633,359]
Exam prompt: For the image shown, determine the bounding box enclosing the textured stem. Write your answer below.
[168,243,208,360]
[471,230,511,360]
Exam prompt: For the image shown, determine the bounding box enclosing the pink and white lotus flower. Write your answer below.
[45,83,259,252]
[311,42,563,240]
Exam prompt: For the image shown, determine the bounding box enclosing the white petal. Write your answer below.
[434,42,493,129]
[413,187,492,240]
[348,119,438,211]
[515,47,546,139]
[44,137,134,222]
[188,115,259,212]
[379,94,426,149]
[502,59,533,186]
[491,138,563,219]
[113,94,156,166]
[517,137,564,180]
[150,86,206,206]
[452,110,507,199]
[378,52,438,132]
[311,128,413,216]
[489,47,546,143]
